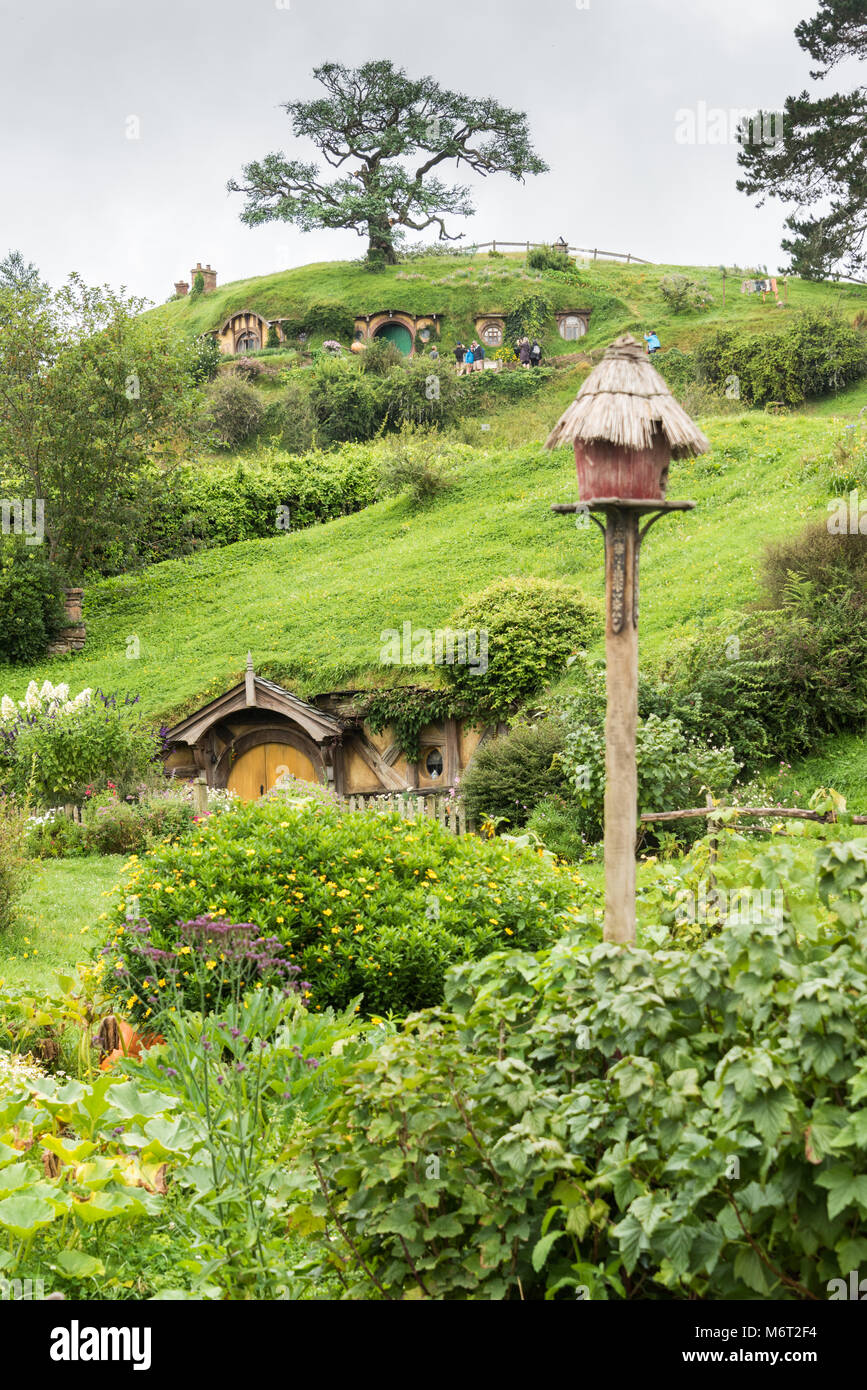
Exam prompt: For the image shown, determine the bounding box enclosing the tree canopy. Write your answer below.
[228,59,548,264]
[736,0,866,281]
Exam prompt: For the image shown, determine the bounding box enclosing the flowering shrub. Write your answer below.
[104,799,590,1017]
[0,682,161,804]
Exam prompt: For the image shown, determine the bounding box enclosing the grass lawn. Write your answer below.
[1,409,849,726]
[1,857,126,990]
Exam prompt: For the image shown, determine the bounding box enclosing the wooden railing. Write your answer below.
[470,240,651,265]
[336,791,474,835]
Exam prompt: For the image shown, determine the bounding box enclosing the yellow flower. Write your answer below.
[323,908,332,916]
[504,928,513,936]
[276,916,284,924]
[178,945,191,955]
[331,926,340,934]
[205,960,217,970]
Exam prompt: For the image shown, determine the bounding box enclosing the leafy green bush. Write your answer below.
[134,447,380,565]
[560,711,740,841]
[293,835,867,1299]
[0,539,66,664]
[526,793,594,862]
[309,358,384,443]
[695,310,867,406]
[504,290,552,344]
[659,273,713,313]
[105,799,586,1019]
[360,338,403,375]
[460,720,568,828]
[527,246,574,272]
[204,375,265,449]
[443,576,599,718]
[667,521,867,765]
[378,429,457,505]
[187,334,222,384]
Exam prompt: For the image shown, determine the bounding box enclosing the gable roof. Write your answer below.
[167,674,345,747]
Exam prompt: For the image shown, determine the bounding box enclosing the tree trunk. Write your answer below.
[367,223,398,264]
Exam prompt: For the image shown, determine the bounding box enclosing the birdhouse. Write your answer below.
[545,334,709,502]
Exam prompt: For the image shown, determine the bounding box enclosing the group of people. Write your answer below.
[453,337,543,372]
[453,340,487,373]
[516,337,542,368]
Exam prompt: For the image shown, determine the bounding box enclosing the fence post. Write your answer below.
[492,239,496,253]
[193,776,208,818]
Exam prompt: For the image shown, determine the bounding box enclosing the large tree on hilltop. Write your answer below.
[227,59,549,264]
[736,0,867,281]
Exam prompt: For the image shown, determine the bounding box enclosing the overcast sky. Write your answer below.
[1,0,844,304]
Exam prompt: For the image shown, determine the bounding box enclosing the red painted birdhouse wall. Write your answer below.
[574,429,671,503]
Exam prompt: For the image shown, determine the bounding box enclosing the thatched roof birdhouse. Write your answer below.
[546,333,710,503]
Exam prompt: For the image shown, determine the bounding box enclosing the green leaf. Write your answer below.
[53,1249,105,1279]
[734,1245,770,1294]
[531,1229,566,1273]
[0,1192,56,1237]
[816,1165,867,1220]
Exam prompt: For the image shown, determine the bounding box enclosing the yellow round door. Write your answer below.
[227,743,317,801]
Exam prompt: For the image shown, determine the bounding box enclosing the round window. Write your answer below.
[425,749,444,779]
[560,315,586,341]
[419,327,431,342]
[483,323,502,345]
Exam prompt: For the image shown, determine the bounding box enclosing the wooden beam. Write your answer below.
[353,735,407,791]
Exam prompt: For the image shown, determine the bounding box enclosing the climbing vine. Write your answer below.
[361,687,474,763]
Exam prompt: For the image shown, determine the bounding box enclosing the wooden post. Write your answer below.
[192,775,208,817]
[706,791,718,891]
[722,267,726,308]
[603,509,639,943]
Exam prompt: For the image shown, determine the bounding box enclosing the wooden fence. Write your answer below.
[471,239,651,265]
[336,791,474,835]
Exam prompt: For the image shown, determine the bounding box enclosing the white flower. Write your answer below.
[0,695,16,722]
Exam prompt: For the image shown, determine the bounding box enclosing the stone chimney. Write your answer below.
[191,262,217,293]
[174,280,189,297]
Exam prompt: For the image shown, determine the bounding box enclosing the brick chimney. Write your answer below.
[174,280,189,297]
[191,262,217,293]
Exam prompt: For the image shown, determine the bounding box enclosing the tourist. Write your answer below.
[644,330,661,355]
[472,339,485,372]
[454,342,465,370]
[429,345,439,361]
[463,343,475,375]
[518,337,531,368]
[530,340,542,367]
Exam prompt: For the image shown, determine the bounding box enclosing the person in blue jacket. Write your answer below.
[644,330,661,355]
[463,344,475,375]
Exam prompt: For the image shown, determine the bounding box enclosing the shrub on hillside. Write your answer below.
[659,273,713,313]
[460,720,568,828]
[504,290,552,344]
[694,310,867,407]
[379,359,467,430]
[309,358,384,443]
[667,520,867,764]
[292,835,867,1299]
[187,334,222,385]
[0,539,66,664]
[204,375,265,449]
[359,338,403,375]
[443,576,599,719]
[104,799,586,1018]
[527,246,574,273]
[377,428,458,505]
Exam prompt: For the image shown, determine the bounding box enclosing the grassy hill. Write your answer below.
[146,251,867,361]
[4,253,867,805]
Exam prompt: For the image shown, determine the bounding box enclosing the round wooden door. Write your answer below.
[227,742,317,801]
[374,321,413,355]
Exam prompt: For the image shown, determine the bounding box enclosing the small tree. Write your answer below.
[266,323,281,349]
[190,271,205,299]
[0,272,195,578]
[228,59,548,265]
